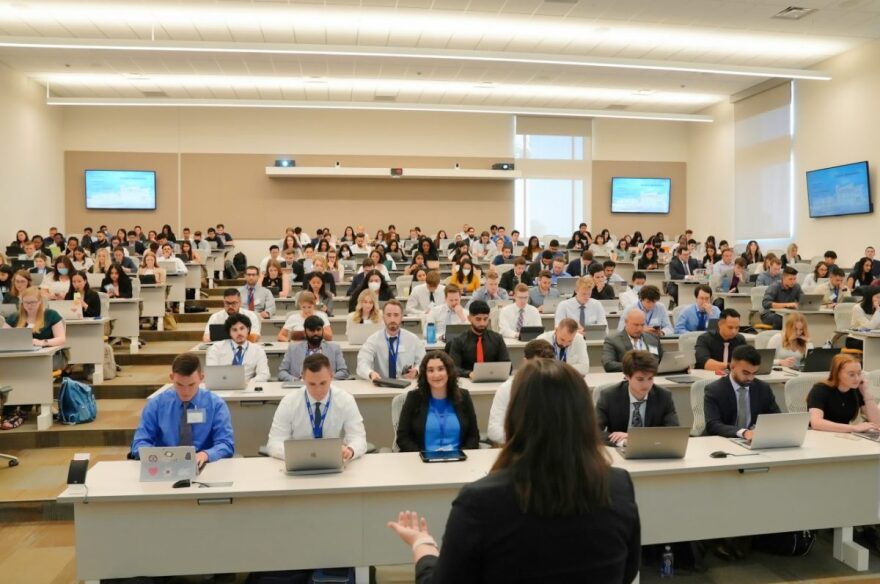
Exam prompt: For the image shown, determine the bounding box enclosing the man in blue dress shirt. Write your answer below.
[130,353,235,467]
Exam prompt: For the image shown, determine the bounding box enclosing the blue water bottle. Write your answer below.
[426,321,436,345]
[660,545,674,578]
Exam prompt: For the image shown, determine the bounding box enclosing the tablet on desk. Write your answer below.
[420,450,467,463]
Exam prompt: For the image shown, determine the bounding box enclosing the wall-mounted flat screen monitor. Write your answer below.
[806,161,872,218]
[85,170,157,210]
[611,177,671,214]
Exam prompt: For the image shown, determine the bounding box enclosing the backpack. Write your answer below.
[224,259,239,279]
[233,251,248,273]
[754,530,816,556]
[102,343,117,381]
[57,378,97,425]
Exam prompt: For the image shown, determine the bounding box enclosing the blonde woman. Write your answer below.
[781,243,802,268]
[324,250,345,283]
[807,354,880,433]
[260,259,290,299]
[6,270,31,306]
[91,247,112,274]
[767,312,813,369]
[346,289,381,336]
[138,251,167,285]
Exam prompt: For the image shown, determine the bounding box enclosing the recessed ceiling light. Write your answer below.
[634,89,655,96]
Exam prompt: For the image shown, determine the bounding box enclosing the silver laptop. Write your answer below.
[730,412,810,450]
[618,426,691,459]
[0,303,18,318]
[798,294,825,311]
[581,324,607,341]
[471,361,512,383]
[656,351,694,375]
[541,296,562,314]
[48,300,84,321]
[347,322,383,345]
[0,328,37,352]
[755,348,776,376]
[284,438,344,475]
[599,299,619,315]
[444,323,471,341]
[204,365,247,390]
[139,446,198,482]
[30,273,44,287]
[556,278,577,296]
[158,260,180,274]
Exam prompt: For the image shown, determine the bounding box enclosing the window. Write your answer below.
[515,134,584,160]
[515,179,583,237]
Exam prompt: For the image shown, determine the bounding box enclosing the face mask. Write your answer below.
[462,269,471,276]
[368,281,381,292]
[632,285,643,293]
[57,268,69,276]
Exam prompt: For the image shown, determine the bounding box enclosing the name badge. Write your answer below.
[187,409,206,424]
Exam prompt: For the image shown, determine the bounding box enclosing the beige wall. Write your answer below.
[686,100,735,242]
[0,63,64,238]
[592,118,689,162]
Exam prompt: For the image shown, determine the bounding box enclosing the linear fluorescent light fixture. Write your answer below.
[0,37,832,81]
[44,97,714,123]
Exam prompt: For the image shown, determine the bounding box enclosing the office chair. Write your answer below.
[0,386,20,467]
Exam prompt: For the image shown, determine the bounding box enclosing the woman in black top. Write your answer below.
[65,270,101,318]
[0,265,12,302]
[388,358,640,584]
[387,239,406,261]
[848,257,875,290]
[566,232,586,250]
[741,240,763,264]
[338,243,354,262]
[396,351,480,453]
[101,263,133,299]
[347,269,393,312]
[702,244,719,269]
[316,239,332,253]
[630,231,644,247]
[340,226,356,244]
[637,247,659,270]
[11,230,28,250]
[160,224,176,242]
[417,238,439,263]
[807,354,880,433]
[303,272,335,316]
[405,252,427,276]
[261,259,289,298]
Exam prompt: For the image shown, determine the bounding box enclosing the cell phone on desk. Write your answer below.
[420,450,467,463]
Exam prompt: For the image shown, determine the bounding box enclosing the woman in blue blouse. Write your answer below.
[396,351,480,453]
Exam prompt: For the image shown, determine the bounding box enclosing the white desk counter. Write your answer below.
[108,298,140,353]
[165,273,187,313]
[716,292,753,315]
[64,317,112,384]
[775,308,837,346]
[59,432,879,582]
[0,347,61,430]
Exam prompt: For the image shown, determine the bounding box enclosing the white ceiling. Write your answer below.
[0,0,877,115]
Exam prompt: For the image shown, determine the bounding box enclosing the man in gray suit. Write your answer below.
[278,315,349,381]
[602,309,663,372]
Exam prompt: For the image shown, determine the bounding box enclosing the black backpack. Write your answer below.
[233,251,247,273]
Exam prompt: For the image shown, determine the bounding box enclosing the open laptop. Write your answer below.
[30,273,44,287]
[48,300,84,321]
[754,348,776,375]
[656,351,694,375]
[582,324,607,341]
[599,299,619,315]
[541,296,562,314]
[209,324,230,342]
[801,347,840,372]
[519,326,544,341]
[444,323,470,342]
[346,323,383,345]
[139,274,157,285]
[284,438,345,475]
[139,446,198,482]
[556,278,577,296]
[798,294,825,311]
[618,426,691,459]
[730,412,810,450]
[373,377,412,389]
[471,361,512,383]
[204,365,247,391]
[0,328,37,352]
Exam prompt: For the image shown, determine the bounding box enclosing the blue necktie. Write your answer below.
[696,311,706,331]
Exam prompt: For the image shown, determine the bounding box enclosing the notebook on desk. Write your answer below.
[729,412,809,450]
[798,294,825,311]
[471,361,511,382]
[618,427,690,460]
[204,365,247,391]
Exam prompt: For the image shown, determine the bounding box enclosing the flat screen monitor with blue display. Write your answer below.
[611,177,671,214]
[85,170,157,210]
[806,161,872,218]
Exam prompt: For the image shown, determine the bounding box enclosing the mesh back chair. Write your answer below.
[755,330,779,350]
[678,331,703,356]
[689,378,713,436]
[593,382,619,405]
[395,275,413,298]
[671,304,686,328]
[784,373,827,414]
[0,386,19,467]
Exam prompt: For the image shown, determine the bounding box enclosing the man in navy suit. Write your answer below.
[278,316,349,381]
[667,247,701,303]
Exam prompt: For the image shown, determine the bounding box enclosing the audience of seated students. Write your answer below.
[597,350,679,445]
[555,276,607,332]
[468,271,509,307]
[666,245,700,301]
[280,291,332,342]
[616,285,672,336]
[780,243,801,268]
[755,257,782,287]
[357,300,425,381]
[499,256,533,292]
[347,268,393,313]
[695,308,747,371]
[761,266,803,329]
[527,270,559,311]
[673,284,720,334]
[259,259,289,298]
[203,288,261,342]
[498,284,542,339]
[637,247,659,271]
[589,266,616,300]
[396,351,480,452]
[807,354,880,433]
[445,300,510,379]
[603,308,663,372]
[41,255,74,300]
[741,240,764,265]
[64,270,101,318]
[565,249,594,277]
[427,284,468,341]
[808,266,848,307]
[855,246,880,278]
[765,311,813,369]
[70,247,93,272]
[406,270,445,316]
[538,318,589,374]
[848,256,875,291]
[278,315,348,381]
[206,313,270,382]
[101,264,133,299]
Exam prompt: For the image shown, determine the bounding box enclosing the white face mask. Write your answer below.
[462,269,471,276]
[368,281,381,291]
[632,285,643,293]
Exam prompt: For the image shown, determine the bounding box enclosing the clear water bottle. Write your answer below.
[426,321,436,345]
[660,545,674,578]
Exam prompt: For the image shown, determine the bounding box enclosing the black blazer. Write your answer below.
[64,288,101,318]
[565,258,591,277]
[396,388,480,452]
[415,467,640,584]
[596,382,679,435]
[499,269,533,292]
[100,275,132,299]
[703,376,781,438]
[668,257,700,280]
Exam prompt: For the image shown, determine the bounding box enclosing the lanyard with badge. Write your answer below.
[430,401,451,450]
[230,340,247,366]
[386,332,401,375]
[305,389,332,439]
[639,301,656,327]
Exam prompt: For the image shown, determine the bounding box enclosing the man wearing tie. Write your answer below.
[674,284,721,333]
[537,318,589,374]
[357,300,424,381]
[445,300,510,379]
[667,246,701,302]
[278,315,348,381]
[206,313,270,382]
[695,308,748,372]
[130,353,234,468]
[555,276,607,333]
[405,270,445,315]
[602,310,663,372]
[239,265,276,319]
[499,257,534,292]
[427,284,469,341]
[565,249,594,277]
[499,284,542,339]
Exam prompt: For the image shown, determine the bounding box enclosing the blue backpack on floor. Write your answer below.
[58,378,97,425]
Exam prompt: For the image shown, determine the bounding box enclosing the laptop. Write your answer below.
[664,373,702,384]
[139,446,198,482]
[541,296,562,314]
[600,299,619,315]
[798,294,825,311]
[582,324,607,341]
[48,300,84,321]
[209,324,230,342]
[5,245,22,257]
[204,365,247,391]
[158,260,180,274]
[373,377,413,389]
[755,348,776,375]
[618,426,691,459]
[730,412,810,450]
[267,286,280,298]
[139,274,157,285]
[519,326,544,341]
[30,273,44,287]
[800,347,840,372]
[11,259,33,271]
[284,438,345,475]
[444,323,470,342]
[556,278,577,296]
[471,361,512,382]
[346,323,383,345]
[0,328,37,352]
[656,351,694,375]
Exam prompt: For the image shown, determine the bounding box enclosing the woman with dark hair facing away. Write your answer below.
[387,358,641,583]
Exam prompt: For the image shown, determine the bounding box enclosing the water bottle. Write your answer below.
[426,321,436,345]
[660,545,674,578]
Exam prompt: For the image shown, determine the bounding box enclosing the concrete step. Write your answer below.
[114,341,197,366]
[176,312,212,323]
[91,364,169,399]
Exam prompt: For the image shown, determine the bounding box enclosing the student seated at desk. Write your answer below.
[110,247,137,274]
[760,266,803,330]
[851,287,880,331]
[603,310,662,372]
[159,243,188,274]
[467,271,509,307]
[347,289,381,334]
[618,271,646,309]
[388,358,640,584]
[617,285,672,337]
[131,353,234,466]
[278,315,348,381]
[206,313,270,382]
[267,352,366,463]
[90,248,111,275]
[347,268,393,313]
[549,257,572,286]
[240,265,276,319]
[203,288,261,342]
[596,350,679,446]
[70,247,93,272]
[101,264,133,299]
[396,351,480,452]
[447,259,481,294]
[40,255,73,300]
[674,284,720,334]
[427,284,468,341]
[177,240,200,264]
[809,266,849,307]
[637,247,659,271]
[404,251,428,276]
[499,284,541,339]
[538,318,589,374]
[406,270,445,316]
[767,312,813,369]
[310,256,338,296]
[781,243,801,268]
[3,286,66,348]
[527,250,554,280]
[65,270,101,318]
[299,272,335,317]
[807,354,880,433]
[215,223,233,245]
[528,271,560,312]
[279,291,332,342]
[260,259,289,299]
[695,308,747,372]
[357,300,424,381]
[138,251,166,285]
[445,300,510,379]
